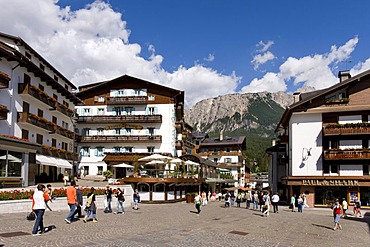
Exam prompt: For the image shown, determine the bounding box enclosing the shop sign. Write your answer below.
[302,179,359,186]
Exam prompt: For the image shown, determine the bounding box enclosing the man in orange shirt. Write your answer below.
[65,180,77,224]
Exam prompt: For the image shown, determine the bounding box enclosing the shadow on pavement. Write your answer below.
[312,224,333,230]
[342,211,370,232]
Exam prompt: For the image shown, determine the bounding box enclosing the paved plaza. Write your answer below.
[0,201,369,247]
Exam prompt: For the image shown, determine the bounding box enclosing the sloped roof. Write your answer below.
[199,136,246,146]
[76,74,184,102]
[276,68,370,131]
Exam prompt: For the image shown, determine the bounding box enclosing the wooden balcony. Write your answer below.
[107,96,148,105]
[77,114,162,123]
[198,151,240,156]
[39,146,79,160]
[18,83,56,108]
[17,112,55,131]
[323,123,370,136]
[50,102,74,117]
[325,98,349,105]
[80,135,162,143]
[0,104,9,120]
[0,71,10,89]
[50,125,75,139]
[324,149,370,160]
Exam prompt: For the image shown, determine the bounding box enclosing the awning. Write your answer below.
[36,155,72,169]
[49,157,73,169]
[36,155,55,166]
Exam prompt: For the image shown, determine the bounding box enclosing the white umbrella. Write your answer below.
[0,154,22,162]
[112,163,134,168]
[185,160,199,166]
[170,158,183,163]
[138,154,171,161]
[146,160,165,165]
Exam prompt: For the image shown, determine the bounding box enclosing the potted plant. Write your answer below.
[103,170,113,181]
[185,192,192,203]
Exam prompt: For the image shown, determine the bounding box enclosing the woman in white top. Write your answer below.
[32,184,49,236]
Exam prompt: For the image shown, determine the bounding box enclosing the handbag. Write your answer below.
[27,211,36,221]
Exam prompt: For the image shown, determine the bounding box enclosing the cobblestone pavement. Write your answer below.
[0,201,369,247]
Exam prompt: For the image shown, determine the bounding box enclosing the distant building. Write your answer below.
[196,131,250,192]
[269,69,370,207]
[0,32,80,186]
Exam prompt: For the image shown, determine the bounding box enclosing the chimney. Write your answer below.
[219,129,224,141]
[338,70,351,83]
[293,92,301,103]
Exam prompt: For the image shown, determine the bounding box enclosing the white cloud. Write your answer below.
[257,40,274,53]
[204,53,215,62]
[243,37,359,93]
[251,51,276,70]
[0,0,239,107]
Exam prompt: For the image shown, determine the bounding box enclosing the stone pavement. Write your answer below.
[0,201,369,247]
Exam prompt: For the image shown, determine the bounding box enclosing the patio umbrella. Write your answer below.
[138,154,171,161]
[145,160,165,165]
[112,163,134,168]
[170,158,183,171]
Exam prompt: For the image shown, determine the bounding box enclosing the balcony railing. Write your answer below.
[198,151,241,156]
[325,98,349,105]
[103,152,172,163]
[323,123,370,135]
[50,102,74,117]
[39,146,79,160]
[17,112,55,131]
[80,135,162,143]
[107,96,148,105]
[0,71,10,89]
[18,83,56,108]
[77,114,162,123]
[0,104,9,120]
[324,149,370,160]
[50,125,75,139]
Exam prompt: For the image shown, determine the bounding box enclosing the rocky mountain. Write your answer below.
[184,91,295,137]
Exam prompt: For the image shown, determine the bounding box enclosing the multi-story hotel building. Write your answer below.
[0,32,80,187]
[75,75,185,176]
[270,70,370,207]
[196,132,250,191]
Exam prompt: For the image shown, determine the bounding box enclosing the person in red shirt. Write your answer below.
[65,180,77,224]
[333,199,343,230]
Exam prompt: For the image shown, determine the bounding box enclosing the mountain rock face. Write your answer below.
[184,91,295,137]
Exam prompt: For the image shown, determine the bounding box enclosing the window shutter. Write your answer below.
[154,107,158,114]
[132,147,135,152]
[95,148,98,156]
[145,107,149,115]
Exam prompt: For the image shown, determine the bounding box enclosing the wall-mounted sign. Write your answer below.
[302,179,359,186]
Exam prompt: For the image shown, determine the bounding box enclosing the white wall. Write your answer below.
[340,164,363,176]
[290,113,323,176]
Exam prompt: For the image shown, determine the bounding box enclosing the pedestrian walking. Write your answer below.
[201,191,207,206]
[65,180,77,224]
[297,195,303,213]
[73,185,83,218]
[63,171,69,186]
[333,199,342,230]
[114,188,125,214]
[342,198,348,218]
[194,192,202,216]
[236,193,242,207]
[259,191,265,211]
[245,191,251,209]
[271,192,280,213]
[224,192,231,207]
[353,199,362,217]
[253,192,258,210]
[83,187,98,223]
[290,194,296,212]
[133,189,140,210]
[230,192,235,206]
[262,192,270,216]
[104,185,113,213]
[31,184,50,236]
[302,194,309,208]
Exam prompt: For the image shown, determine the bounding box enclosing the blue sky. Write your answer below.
[1,0,370,107]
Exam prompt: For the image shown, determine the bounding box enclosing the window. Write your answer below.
[23,102,30,113]
[148,95,155,101]
[323,164,338,174]
[25,52,31,60]
[147,146,155,152]
[52,139,56,147]
[63,100,69,108]
[134,89,141,96]
[364,165,369,176]
[97,108,105,115]
[21,129,29,140]
[62,142,68,150]
[83,166,89,176]
[37,109,43,118]
[113,146,122,153]
[96,147,105,157]
[114,128,121,135]
[113,107,123,116]
[36,134,43,145]
[125,107,134,115]
[97,166,103,175]
[147,107,156,115]
[65,84,69,90]
[82,128,91,136]
[124,146,133,152]
[83,108,91,116]
[53,75,58,82]
[147,128,155,136]
[98,96,105,102]
[81,147,90,157]
[62,120,68,129]
[224,158,232,163]
[97,128,104,135]
[213,158,218,163]
[52,116,57,124]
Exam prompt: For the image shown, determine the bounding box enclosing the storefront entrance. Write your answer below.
[315,186,347,206]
